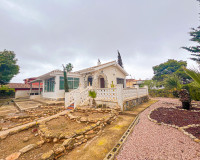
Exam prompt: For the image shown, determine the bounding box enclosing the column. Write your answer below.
[116,84,124,111]
[38,81,40,95]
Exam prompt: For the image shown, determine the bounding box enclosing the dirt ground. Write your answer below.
[58,100,157,160]
[71,112,110,119]
[46,116,89,133]
[0,127,40,159]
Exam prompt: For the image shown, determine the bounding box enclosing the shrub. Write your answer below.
[0,85,15,98]
[149,89,174,98]
[182,84,200,101]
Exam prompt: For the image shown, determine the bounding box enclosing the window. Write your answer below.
[59,77,79,90]
[88,76,93,86]
[44,77,55,92]
[117,78,125,88]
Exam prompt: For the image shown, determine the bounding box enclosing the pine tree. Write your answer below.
[182,26,200,63]
[117,50,123,68]
[182,0,200,63]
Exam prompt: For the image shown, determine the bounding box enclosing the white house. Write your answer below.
[30,60,128,100]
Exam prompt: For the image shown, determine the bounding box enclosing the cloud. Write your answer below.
[0,0,199,82]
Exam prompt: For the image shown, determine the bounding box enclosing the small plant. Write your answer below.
[110,81,115,88]
[89,90,97,107]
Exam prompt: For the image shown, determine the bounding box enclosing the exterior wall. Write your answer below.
[92,65,126,88]
[15,89,39,98]
[42,76,65,100]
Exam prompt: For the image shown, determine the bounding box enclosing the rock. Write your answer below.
[85,130,94,135]
[5,152,21,160]
[36,140,45,146]
[194,138,200,143]
[32,128,38,133]
[80,117,87,122]
[0,133,8,140]
[19,144,36,153]
[23,137,29,142]
[53,138,58,143]
[76,135,84,140]
[85,134,96,139]
[41,150,54,160]
[52,144,65,155]
[0,127,2,131]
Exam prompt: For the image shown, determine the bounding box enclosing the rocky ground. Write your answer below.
[116,98,200,160]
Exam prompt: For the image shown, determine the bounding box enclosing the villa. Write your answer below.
[30,60,148,110]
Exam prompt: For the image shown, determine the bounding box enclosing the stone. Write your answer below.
[194,138,200,143]
[36,140,45,146]
[85,130,94,135]
[0,133,8,140]
[19,144,36,153]
[53,138,58,143]
[23,137,29,142]
[41,150,54,160]
[76,135,84,140]
[5,152,21,160]
[80,117,87,122]
[62,138,75,149]
[52,144,65,155]
[85,134,96,139]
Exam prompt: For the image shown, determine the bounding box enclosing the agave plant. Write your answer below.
[89,90,97,107]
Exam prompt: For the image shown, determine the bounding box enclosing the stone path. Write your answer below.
[116,98,200,160]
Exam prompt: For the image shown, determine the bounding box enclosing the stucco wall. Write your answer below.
[93,65,126,88]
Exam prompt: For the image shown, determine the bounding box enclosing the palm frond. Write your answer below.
[183,67,200,87]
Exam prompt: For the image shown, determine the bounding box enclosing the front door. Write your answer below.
[100,78,105,88]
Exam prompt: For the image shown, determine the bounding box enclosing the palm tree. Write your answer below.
[164,74,182,91]
[63,63,73,92]
[89,90,97,107]
[183,67,200,87]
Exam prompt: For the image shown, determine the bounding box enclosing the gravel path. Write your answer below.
[116,98,200,160]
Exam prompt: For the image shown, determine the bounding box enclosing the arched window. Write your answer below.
[88,76,93,86]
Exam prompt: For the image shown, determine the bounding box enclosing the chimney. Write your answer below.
[97,59,101,65]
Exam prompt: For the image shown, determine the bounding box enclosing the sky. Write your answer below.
[0,0,199,82]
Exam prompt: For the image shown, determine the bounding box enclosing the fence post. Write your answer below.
[144,85,149,96]
[74,90,81,109]
[65,92,70,108]
[134,85,139,98]
[116,84,124,111]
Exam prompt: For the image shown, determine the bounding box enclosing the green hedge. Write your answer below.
[149,89,175,98]
[150,85,200,101]
[0,85,15,98]
[182,84,200,101]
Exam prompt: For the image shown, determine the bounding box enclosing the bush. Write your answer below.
[182,84,200,101]
[149,89,174,98]
[0,85,15,98]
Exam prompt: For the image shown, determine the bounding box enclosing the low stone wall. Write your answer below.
[123,96,149,111]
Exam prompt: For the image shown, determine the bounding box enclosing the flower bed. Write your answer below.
[148,107,200,143]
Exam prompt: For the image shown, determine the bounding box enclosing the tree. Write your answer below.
[62,63,73,92]
[183,67,200,87]
[164,74,182,90]
[182,26,200,63]
[117,50,123,68]
[152,59,191,83]
[0,50,19,84]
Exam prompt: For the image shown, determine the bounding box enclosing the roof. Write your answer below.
[7,83,42,89]
[75,60,129,76]
[126,79,144,82]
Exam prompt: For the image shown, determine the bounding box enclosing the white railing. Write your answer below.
[94,88,117,102]
[65,85,148,110]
